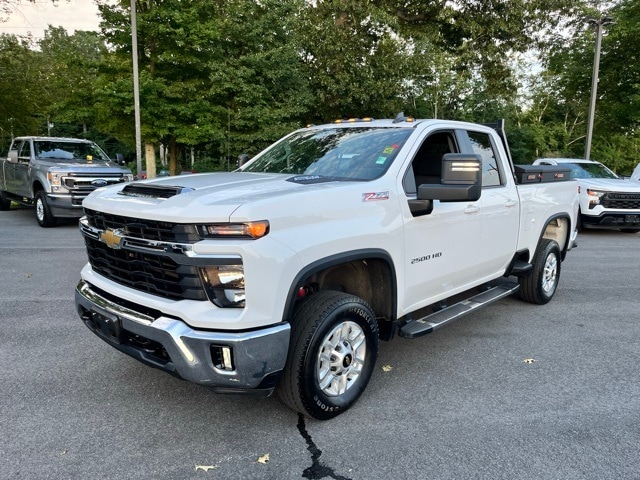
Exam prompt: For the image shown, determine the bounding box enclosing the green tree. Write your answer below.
[96,0,312,173]
[0,33,49,150]
[38,27,108,138]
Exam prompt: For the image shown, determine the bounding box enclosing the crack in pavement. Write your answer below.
[297,413,352,480]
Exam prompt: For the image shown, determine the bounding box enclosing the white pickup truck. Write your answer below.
[75,117,578,419]
[534,158,640,233]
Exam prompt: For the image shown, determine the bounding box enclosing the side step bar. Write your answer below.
[398,282,520,339]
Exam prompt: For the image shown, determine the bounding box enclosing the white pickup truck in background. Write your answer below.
[75,116,579,419]
[534,158,640,233]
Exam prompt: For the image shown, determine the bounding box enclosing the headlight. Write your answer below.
[198,220,269,239]
[586,189,605,209]
[47,172,69,193]
[124,174,134,182]
[200,264,245,308]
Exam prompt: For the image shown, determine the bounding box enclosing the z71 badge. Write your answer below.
[362,191,389,202]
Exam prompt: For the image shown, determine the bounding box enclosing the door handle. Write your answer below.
[505,199,517,208]
[464,205,480,214]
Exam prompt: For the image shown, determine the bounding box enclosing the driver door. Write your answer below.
[401,129,483,313]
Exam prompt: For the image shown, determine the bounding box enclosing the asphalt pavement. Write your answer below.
[1,205,639,480]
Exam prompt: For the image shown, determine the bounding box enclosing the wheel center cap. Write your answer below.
[343,354,352,368]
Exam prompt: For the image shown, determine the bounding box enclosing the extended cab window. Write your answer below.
[467,131,503,187]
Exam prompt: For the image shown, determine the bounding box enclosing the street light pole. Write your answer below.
[130,0,143,177]
[585,15,615,160]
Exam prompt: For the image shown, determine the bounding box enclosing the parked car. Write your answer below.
[631,163,640,182]
[534,158,640,233]
[0,136,132,227]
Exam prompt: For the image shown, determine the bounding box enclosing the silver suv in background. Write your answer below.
[0,136,133,227]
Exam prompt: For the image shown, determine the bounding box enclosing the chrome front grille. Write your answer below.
[81,209,207,301]
[83,236,207,301]
[64,174,127,192]
[83,209,200,243]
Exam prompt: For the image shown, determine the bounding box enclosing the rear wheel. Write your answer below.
[0,191,10,211]
[277,290,379,420]
[35,191,57,227]
[519,239,561,305]
[620,228,640,234]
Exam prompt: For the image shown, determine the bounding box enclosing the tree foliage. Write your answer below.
[2,0,639,173]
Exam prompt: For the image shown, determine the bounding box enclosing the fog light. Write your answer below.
[211,345,234,371]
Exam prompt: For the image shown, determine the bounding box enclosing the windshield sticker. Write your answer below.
[362,191,389,202]
[376,156,387,165]
[383,147,395,154]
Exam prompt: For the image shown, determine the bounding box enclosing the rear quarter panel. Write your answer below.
[516,180,579,255]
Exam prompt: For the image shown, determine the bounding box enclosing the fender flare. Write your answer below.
[282,248,398,323]
[537,212,574,261]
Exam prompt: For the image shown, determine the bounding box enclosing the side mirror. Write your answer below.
[237,154,249,168]
[7,150,18,164]
[115,153,126,166]
[418,153,482,202]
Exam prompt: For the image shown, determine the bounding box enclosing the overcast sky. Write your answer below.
[0,0,101,39]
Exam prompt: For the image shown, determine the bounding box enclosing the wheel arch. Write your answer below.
[539,212,572,261]
[283,249,397,340]
[32,179,45,198]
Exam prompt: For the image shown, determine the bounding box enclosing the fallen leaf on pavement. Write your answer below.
[195,465,218,472]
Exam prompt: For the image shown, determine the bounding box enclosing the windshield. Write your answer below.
[242,127,413,180]
[568,162,619,179]
[34,140,111,163]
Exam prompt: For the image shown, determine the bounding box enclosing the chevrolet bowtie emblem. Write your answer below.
[99,229,124,249]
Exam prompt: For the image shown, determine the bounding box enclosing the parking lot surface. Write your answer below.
[1,206,639,479]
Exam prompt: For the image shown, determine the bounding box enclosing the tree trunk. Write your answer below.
[169,137,178,176]
[145,143,156,178]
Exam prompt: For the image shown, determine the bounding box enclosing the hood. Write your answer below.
[577,177,640,192]
[82,172,354,222]
[46,161,130,173]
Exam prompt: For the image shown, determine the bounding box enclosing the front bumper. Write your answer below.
[47,193,84,217]
[75,280,290,396]
[581,211,640,229]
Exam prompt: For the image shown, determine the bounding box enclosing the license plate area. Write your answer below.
[87,309,123,344]
[625,214,640,224]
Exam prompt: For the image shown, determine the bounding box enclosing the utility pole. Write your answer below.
[131,0,143,176]
[585,15,615,160]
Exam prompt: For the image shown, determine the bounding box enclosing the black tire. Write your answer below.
[620,229,640,234]
[277,290,379,420]
[0,191,11,211]
[519,239,561,305]
[34,191,57,227]
[576,211,583,231]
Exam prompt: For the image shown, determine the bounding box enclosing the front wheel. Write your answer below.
[277,290,379,420]
[35,191,57,227]
[519,239,561,305]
